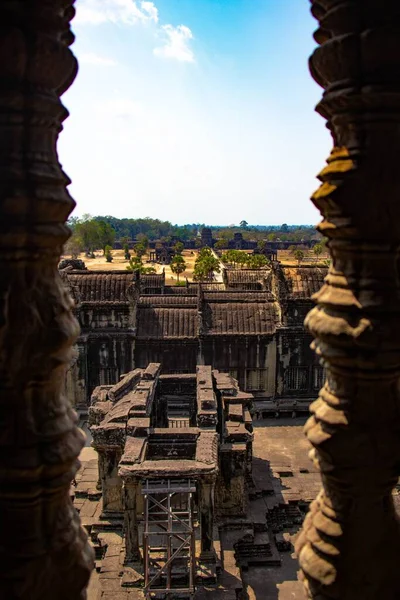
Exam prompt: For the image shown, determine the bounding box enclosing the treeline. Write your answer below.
[212,224,320,244]
[64,215,322,259]
[91,216,198,241]
[68,216,320,243]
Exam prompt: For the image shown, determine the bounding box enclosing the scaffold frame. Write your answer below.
[142,478,197,598]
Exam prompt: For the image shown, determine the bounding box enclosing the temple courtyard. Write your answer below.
[75,415,320,600]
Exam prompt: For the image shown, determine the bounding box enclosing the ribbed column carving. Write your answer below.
[295,2,400,599]
[0,2,94,599]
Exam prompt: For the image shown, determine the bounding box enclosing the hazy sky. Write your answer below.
[59,0,332,226]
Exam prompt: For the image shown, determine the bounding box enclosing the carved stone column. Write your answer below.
[123,479,140,563]
[199,477,216,561]
[98,449,123,515]
[295,2,400,599]
[0,2,94,599]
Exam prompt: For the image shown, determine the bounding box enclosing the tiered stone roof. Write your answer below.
[64,271,135,304]
[204,302,278,336]
[225,268,270,285]
[137,307,198,339]
[281,267,327,299]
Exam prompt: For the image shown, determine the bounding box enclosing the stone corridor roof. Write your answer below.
[137,307,198,339]
[139,295,197,307]
[203,291,274,302]
[225,268,270,284]
[65,271,135,303]
[281,267,327,299]
[61,266,326,338]
[204,302,278,336]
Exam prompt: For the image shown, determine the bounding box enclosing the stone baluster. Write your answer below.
[295,2,400,599]
[0,1,93,598]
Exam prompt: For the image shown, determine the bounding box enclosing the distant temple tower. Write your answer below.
[201,227,213,248]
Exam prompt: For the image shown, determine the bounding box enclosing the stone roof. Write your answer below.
[197,283,226,291]
[281,267,327,299]
[65,271,134,303]
[139,295,197,307]
[163,286,197,295]
[137,307,198,339]
[225,269,270,284]
[204,302,278,336]
[140,273,165,291]
[203,291,273,303]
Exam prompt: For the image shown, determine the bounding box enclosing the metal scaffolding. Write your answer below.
[142,478,197,599]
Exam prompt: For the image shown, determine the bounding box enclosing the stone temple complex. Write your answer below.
[87,363,253,597]
[75,362,328,599]
[2,2,400,600]
[61,265,327,418]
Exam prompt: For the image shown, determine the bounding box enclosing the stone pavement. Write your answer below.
[73,418,316,600]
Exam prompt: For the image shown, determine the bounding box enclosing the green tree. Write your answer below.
[313,243,323,260]
[198,247,213,258]
[136,233,149,249]
[134,242,147,259]
[126,256,156,274]
[64,233,83,259]
[221,250,253,268]
[127,256,141,271]
[236,251,248,267]
[174,241,184,255]
[293,249,305,266]
[105,245,113,262]
[247,254,269,268]
[193,248,221,281]
[221,250,239,268]
[239,220,248,229]
[170,254,186,282]
[74,217,100,255]
[257,240,267,253]
[214,239,228,250]
[97,220,115,253]
[123,243,131,260]
[320,237,328,252]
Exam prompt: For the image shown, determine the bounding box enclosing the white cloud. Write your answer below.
[154,24,194,63]
[75,0,158,26]
[79,52,117,66]
[74,0,195,64]
[141,1,159,22]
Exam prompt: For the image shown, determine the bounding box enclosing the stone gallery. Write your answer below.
[61,264,327,416]
[2,1,400,600]
[88,363,253,596]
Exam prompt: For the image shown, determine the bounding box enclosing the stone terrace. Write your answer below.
[73,417,323,600]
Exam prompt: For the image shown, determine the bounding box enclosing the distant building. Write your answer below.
[200,227,213,247]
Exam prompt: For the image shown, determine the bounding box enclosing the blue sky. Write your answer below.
[59,0,331,226]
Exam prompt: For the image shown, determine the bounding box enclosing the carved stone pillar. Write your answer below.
[0,2,93,599]
[98,449,123,515]
[199,477,216,560]
[123,479,140,563]
[295,2,400,599]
